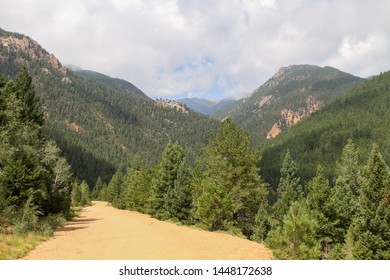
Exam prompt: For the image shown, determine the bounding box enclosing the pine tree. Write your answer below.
[196,181,234,231]
[71,181,82,207]
[305,165,334,258]
[107,169,125,208]
[271,149,303,227]
[71,181,90,207]
[196,118,268,236]
[148,141,186,219]
[0,72,46,210]
[79,181,91,206]
[14,67,43,126]
[125,167,153,213]
[91,176,104,200]
[166,159,193,223]
[0,69,73,217]
[251,199,270,243]
[0,75,6,125]
[346,145,390,259]
[328,139,360,256]
[266,202,321,259]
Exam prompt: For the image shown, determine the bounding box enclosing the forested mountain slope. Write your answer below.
[261,71,390,186]
[0,28,219,185]
[71,68,150,100]
[214,65,363,144]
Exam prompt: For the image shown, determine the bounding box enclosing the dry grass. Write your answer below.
[0,207,83,260]
[0,233,47,260]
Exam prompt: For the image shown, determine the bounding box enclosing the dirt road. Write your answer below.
[23,201,273,260]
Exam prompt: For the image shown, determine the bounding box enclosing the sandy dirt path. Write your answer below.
[23,201,273,260]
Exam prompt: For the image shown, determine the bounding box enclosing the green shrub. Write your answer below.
[13,196,41,236]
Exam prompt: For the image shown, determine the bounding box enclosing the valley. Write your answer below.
[1,26,389,261]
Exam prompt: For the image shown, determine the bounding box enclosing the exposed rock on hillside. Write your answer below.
[214,65,363,144]
[156,99,189,113]
[0,33,68,75]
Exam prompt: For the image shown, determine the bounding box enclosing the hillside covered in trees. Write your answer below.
[214,65,363,144]
[261,71,390,186]
[0,28,219,185]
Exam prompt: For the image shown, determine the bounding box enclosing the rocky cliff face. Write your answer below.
[0,29,68,75]
[266,95,323,139]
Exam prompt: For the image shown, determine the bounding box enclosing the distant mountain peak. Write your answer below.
[272,65,295,79]
[177,97,236,115]
[264,64,322,89]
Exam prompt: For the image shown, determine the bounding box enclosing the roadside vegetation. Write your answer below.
[0,69,90,259]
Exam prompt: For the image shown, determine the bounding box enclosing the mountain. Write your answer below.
[0,28,219,185]
[214,65,363,144]
[177,97,235,115]
[72,68,150,100]
[261,70,390,187]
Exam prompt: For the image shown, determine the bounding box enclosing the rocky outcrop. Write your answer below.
[266,95,323,139]
[0,34,68,75]
[255,95,274,108]
[266,123,282,139]
[156,99,189,113]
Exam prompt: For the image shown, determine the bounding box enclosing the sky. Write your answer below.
[1,0,390,100]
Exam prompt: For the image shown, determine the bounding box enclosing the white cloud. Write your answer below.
[326,34,390,77]
[1,0,389,99]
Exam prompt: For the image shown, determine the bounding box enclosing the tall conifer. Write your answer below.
[347,145,390,259]
[266,202,321,259]
[196,118,268,236]
[328,139,360,254]
[271,149,303,227]
[305,165,334,258]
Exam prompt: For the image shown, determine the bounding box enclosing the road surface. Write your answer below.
[23,201,273,260]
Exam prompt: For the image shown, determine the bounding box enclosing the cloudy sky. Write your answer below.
[1,0,389,100]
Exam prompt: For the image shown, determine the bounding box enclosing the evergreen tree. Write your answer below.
[79,181,91,206]
[0,73,46,210]
[305,165,334,258]
[91,176,104,200]
[149,141,186,219]
[328,139,360,255]
[271,149,303,227]
[125,167,153,213]
[14,67,43,126]
[0,69,72,218]
[107,169,125,209]
[196,181,234,231]
[71,181,82,207]
[251,199,270,243]
[71,180,90,207]
[166,159,193,223]
[346,145,390,259]
[0,75,6,125]
[196,118,268,236]
[98,181,109,202]
[266,202,321,259]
